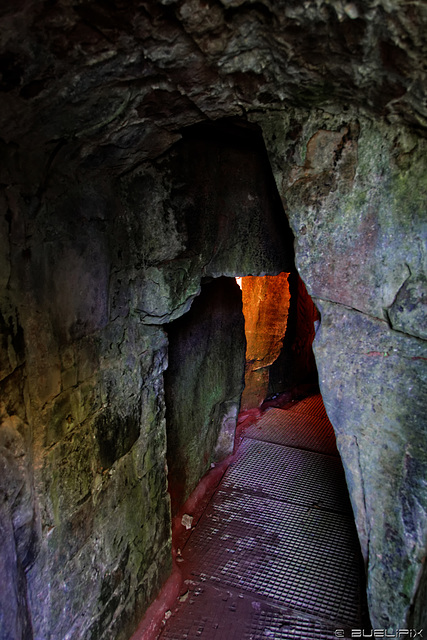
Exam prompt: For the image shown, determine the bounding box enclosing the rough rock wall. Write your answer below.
[268,273,320,396]
[239,272,290,409]
[0,409,38,640]
[165,277,245,514]
[258,109,427,627]
[0,122,292,640]
[1,0,427,635]
[0,163,174,640]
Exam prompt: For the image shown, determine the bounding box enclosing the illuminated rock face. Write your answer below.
[243,273,291,370]
[239,273,290,409]
[239,272,321,409]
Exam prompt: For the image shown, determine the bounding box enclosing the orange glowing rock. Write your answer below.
[239,272,290,409]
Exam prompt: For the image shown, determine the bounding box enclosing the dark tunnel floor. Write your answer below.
[158,394,369,639]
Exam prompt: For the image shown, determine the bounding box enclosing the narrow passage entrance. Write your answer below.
[237,271,321,412]
[158,112,369,633]
[160,273,370,637]
[158,391,369,638]
[164,277,246,516]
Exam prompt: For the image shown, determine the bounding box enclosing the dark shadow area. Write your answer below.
[164,277,245,516]
[168,117,296,278]
[268,271,321,400]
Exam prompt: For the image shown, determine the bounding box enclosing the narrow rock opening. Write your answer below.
[157,119,371,637]
[160,270,370,637]
[237,270,321,411]
[163,269,332,516]
[162,118,343,518]
[235,270,341,460]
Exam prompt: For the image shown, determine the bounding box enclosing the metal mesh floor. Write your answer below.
[223,438,351,513]
[243,408,338,456]
[160,582,341,640]
[159,393,366,639]
[185,489,362,625]
[287,394,329,418]
[159,583,253,640]
[248,607,340,639]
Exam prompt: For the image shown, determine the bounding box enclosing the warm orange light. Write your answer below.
[239,273,291,409]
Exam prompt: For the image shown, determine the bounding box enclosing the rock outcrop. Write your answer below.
[239,272,291,409]
[261,109,427,626]
[165,277,245,514]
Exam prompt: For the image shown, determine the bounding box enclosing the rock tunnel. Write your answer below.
[164,265,321,517]
[0,1,427,638]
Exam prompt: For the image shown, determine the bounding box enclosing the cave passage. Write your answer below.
[159,272,372,637]
[159,378,369,638]
[235,271,341,457]
[163,270,325,516]
[158,118,369,637]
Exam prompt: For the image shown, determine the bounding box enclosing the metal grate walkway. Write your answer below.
[159,394,368,639]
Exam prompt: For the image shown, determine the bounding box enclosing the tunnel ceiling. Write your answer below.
[1,0,427,176]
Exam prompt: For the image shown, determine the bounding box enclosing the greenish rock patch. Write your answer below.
[164,277,246,514]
